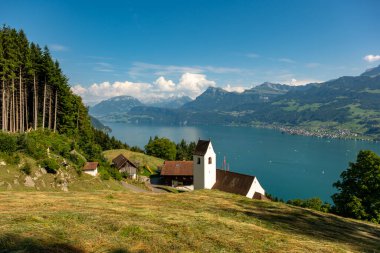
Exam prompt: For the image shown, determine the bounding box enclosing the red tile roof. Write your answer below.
[161,161,193,176]
[83,162,99,171]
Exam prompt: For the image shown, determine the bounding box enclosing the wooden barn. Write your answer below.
[160,161,193,187]
[112,154,138,179]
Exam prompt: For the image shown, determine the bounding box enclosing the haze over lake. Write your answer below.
[107,122,379,202]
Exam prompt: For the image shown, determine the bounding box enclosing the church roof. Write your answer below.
[161,161,193,176]
[194,140,211,156]
[212,169,256,196]
[112,154,137,169]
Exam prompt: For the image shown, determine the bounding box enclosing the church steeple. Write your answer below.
[193,139,216,189]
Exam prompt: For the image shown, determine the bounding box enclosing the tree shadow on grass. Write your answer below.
[229,200,380,252]
[0,233,85,253]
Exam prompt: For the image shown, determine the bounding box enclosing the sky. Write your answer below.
[1,0,380,104]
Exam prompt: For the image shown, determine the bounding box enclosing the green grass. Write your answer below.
[0,190,379,252]
[103,149,164,173]
[0,152,125,192]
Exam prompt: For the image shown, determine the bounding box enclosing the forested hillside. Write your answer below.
[0,26,128,169]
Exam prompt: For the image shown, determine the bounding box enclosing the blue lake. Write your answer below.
[106,122,379,203]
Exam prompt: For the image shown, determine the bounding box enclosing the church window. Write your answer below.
[208,157,212,164]
[197,157,201,164]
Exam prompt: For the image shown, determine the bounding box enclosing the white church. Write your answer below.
[193,139,266,199]
[161,139,266,200]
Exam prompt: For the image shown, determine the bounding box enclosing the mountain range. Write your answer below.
[90,65,380,140]
[90,95,192,116]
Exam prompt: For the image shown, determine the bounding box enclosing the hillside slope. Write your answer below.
[0,152,125,192]
[103,149,164,171]
[0,190,379,252]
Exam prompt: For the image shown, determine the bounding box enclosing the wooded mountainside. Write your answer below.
[0,26,127,160]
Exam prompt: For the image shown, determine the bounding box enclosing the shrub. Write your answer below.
[121,171,130,179]
[20,163,32,175]
[0,133,17,153]
[1,152,21,165]
[287,197,331,213]
[39,158,60,174]
[99,170,110,180]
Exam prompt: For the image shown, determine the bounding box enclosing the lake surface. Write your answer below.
[106,122,379,202]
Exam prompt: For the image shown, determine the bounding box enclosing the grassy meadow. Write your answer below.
[103,149,164,173]
[0,190,379,252]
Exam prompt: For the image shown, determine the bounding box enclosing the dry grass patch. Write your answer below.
[0,190,379,252]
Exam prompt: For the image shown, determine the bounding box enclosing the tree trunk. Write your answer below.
[42,81,46,129]
[5,85,9,132]
[19,68,23,133]
[12,78,15,133]
[25,87,28,130]
[53,90,57,133]
[2,79,5,131]
[33,74,37,130]
[48,89,52,129]
[15,91,18,132]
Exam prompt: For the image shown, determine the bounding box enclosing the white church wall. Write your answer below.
[193,141,216,190]
[246,177,265,198]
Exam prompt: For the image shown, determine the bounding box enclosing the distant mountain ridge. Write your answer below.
[90,95,193,116]
[146,96,193,109]
[90,95,144,116]
[361,65,380,77]
[92,65,380,140]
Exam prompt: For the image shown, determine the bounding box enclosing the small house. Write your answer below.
[83,162,98,176]
[160,161,193,186]
[112,154,138,179]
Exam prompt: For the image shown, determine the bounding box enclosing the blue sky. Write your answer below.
[1,0,380,104]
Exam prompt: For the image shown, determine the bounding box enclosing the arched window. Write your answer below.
[197,157,201,164]
[208,157,212,164]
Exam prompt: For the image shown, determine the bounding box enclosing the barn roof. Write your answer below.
[194,140,211,156]
[83,162,99,171]
[212,169,256,196]
[161,161,193,176]
[112,154,137,169]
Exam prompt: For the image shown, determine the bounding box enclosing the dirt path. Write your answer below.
[120,181,150,193]
[120,181,167,193]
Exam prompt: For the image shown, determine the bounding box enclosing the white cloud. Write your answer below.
[177,73,216,98]
[223,84,246,93]
[49,44,68,52]
[71,85,87,95]
[71,72,217,104]
[363,54,380,62]
[289,78,321,86]
[129,62,242,78]
[71,81,152,104]
[154,76,176,92]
